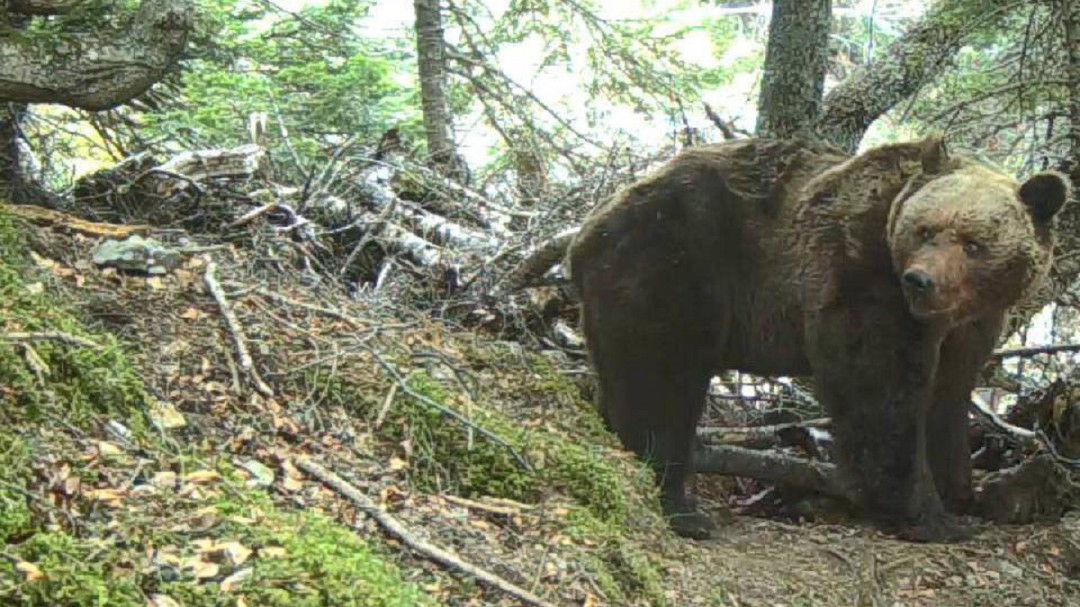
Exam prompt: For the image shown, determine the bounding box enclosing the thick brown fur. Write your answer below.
[566,135,1071,542]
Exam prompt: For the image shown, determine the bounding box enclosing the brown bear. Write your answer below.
[565,135,1070,542]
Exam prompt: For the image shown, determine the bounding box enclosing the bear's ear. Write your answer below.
[920,134,949,174]
[1019,171,1072,223]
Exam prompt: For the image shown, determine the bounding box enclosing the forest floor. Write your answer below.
[3,204,1080,607]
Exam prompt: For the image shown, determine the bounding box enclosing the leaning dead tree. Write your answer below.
[0,0,195,111]
[0,0,194,206]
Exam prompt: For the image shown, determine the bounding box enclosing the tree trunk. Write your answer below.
[414,0,466,181]
[0,0,195,111]
[755,0,832,138]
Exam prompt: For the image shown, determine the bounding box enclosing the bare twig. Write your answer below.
[0,331,106,352]
[499,227,580,292]
[991,342,1080,359]
[373,383,398,430]
[440,493,533,516]
[294,457,560,607]
[203,261,274,399]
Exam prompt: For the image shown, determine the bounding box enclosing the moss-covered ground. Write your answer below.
[3,202,1080,607]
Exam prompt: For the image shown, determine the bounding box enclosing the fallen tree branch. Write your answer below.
[694,444,850,500]
[0,331,107,352]
[1,202,150,238]
[990,342,1080,359]
[145,144,265,197]
[969,393,1037,448]
[204,261,274,399]
[294,456,560,607]
[355,163,497,253]
[500,228,580,292]
[698,418,831,450]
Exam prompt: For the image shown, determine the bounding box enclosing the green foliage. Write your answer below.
[562,506,669,606]
[141,0,422,174]
[0,208,153,432]
[2,490,432,607]
[161,495,434,607]
[0,432,33,543]
[293,344,669,603]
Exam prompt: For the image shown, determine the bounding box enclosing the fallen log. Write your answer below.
[500,227,580,292]
[698,418,831,450]
[694,444,850,501]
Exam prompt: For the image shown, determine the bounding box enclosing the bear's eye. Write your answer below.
[917,227,934,241]
[963,240,984,255]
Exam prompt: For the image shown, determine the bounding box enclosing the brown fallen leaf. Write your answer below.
[182,556,220,580]
[16,561,45,582]
[83,488,126,508]
[202,541,253,567]
[389,456,409,472]
[96,441,125,459]
[179,307,203,320]
[147,594,181,607]
[184,470,222,484]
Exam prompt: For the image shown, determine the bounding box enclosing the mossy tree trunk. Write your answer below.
[0,0,193,209]
[755,0,832,139]
[813,0,1012,151]
[0,0,194,111]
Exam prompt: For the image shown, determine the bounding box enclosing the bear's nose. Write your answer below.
[902,269,934,293]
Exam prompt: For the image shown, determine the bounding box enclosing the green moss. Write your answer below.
[0,207,153,433]
[296,352,670,604]
[2,487,434,607]
[0,431,34,543]
[562,506,669,606]
[163,494,435,607]
[3,532,145,606]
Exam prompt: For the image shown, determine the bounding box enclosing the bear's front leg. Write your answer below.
[927,318,1002,515]
[805,304,970,542]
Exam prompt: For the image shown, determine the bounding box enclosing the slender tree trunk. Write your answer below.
[755,0,832,138]
[414,0,466,181]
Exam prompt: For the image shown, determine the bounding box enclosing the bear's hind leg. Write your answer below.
[595,347,716,539]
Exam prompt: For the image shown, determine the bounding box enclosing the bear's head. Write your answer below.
[887,136,1071,323]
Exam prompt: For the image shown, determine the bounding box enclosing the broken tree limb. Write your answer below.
[0,331,107,352]
[144,144,265,197]
[1,202,150,238]
[204,260,274,399]
[294,456,560,607]
[974,454,1074,524]
[360,216,448,268]
[990,342,1080,359]
[353,163,498,254]
[694,444,850,501]
[698,418,832,450]
[969,393,1037,448]
[500,227,580,292]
